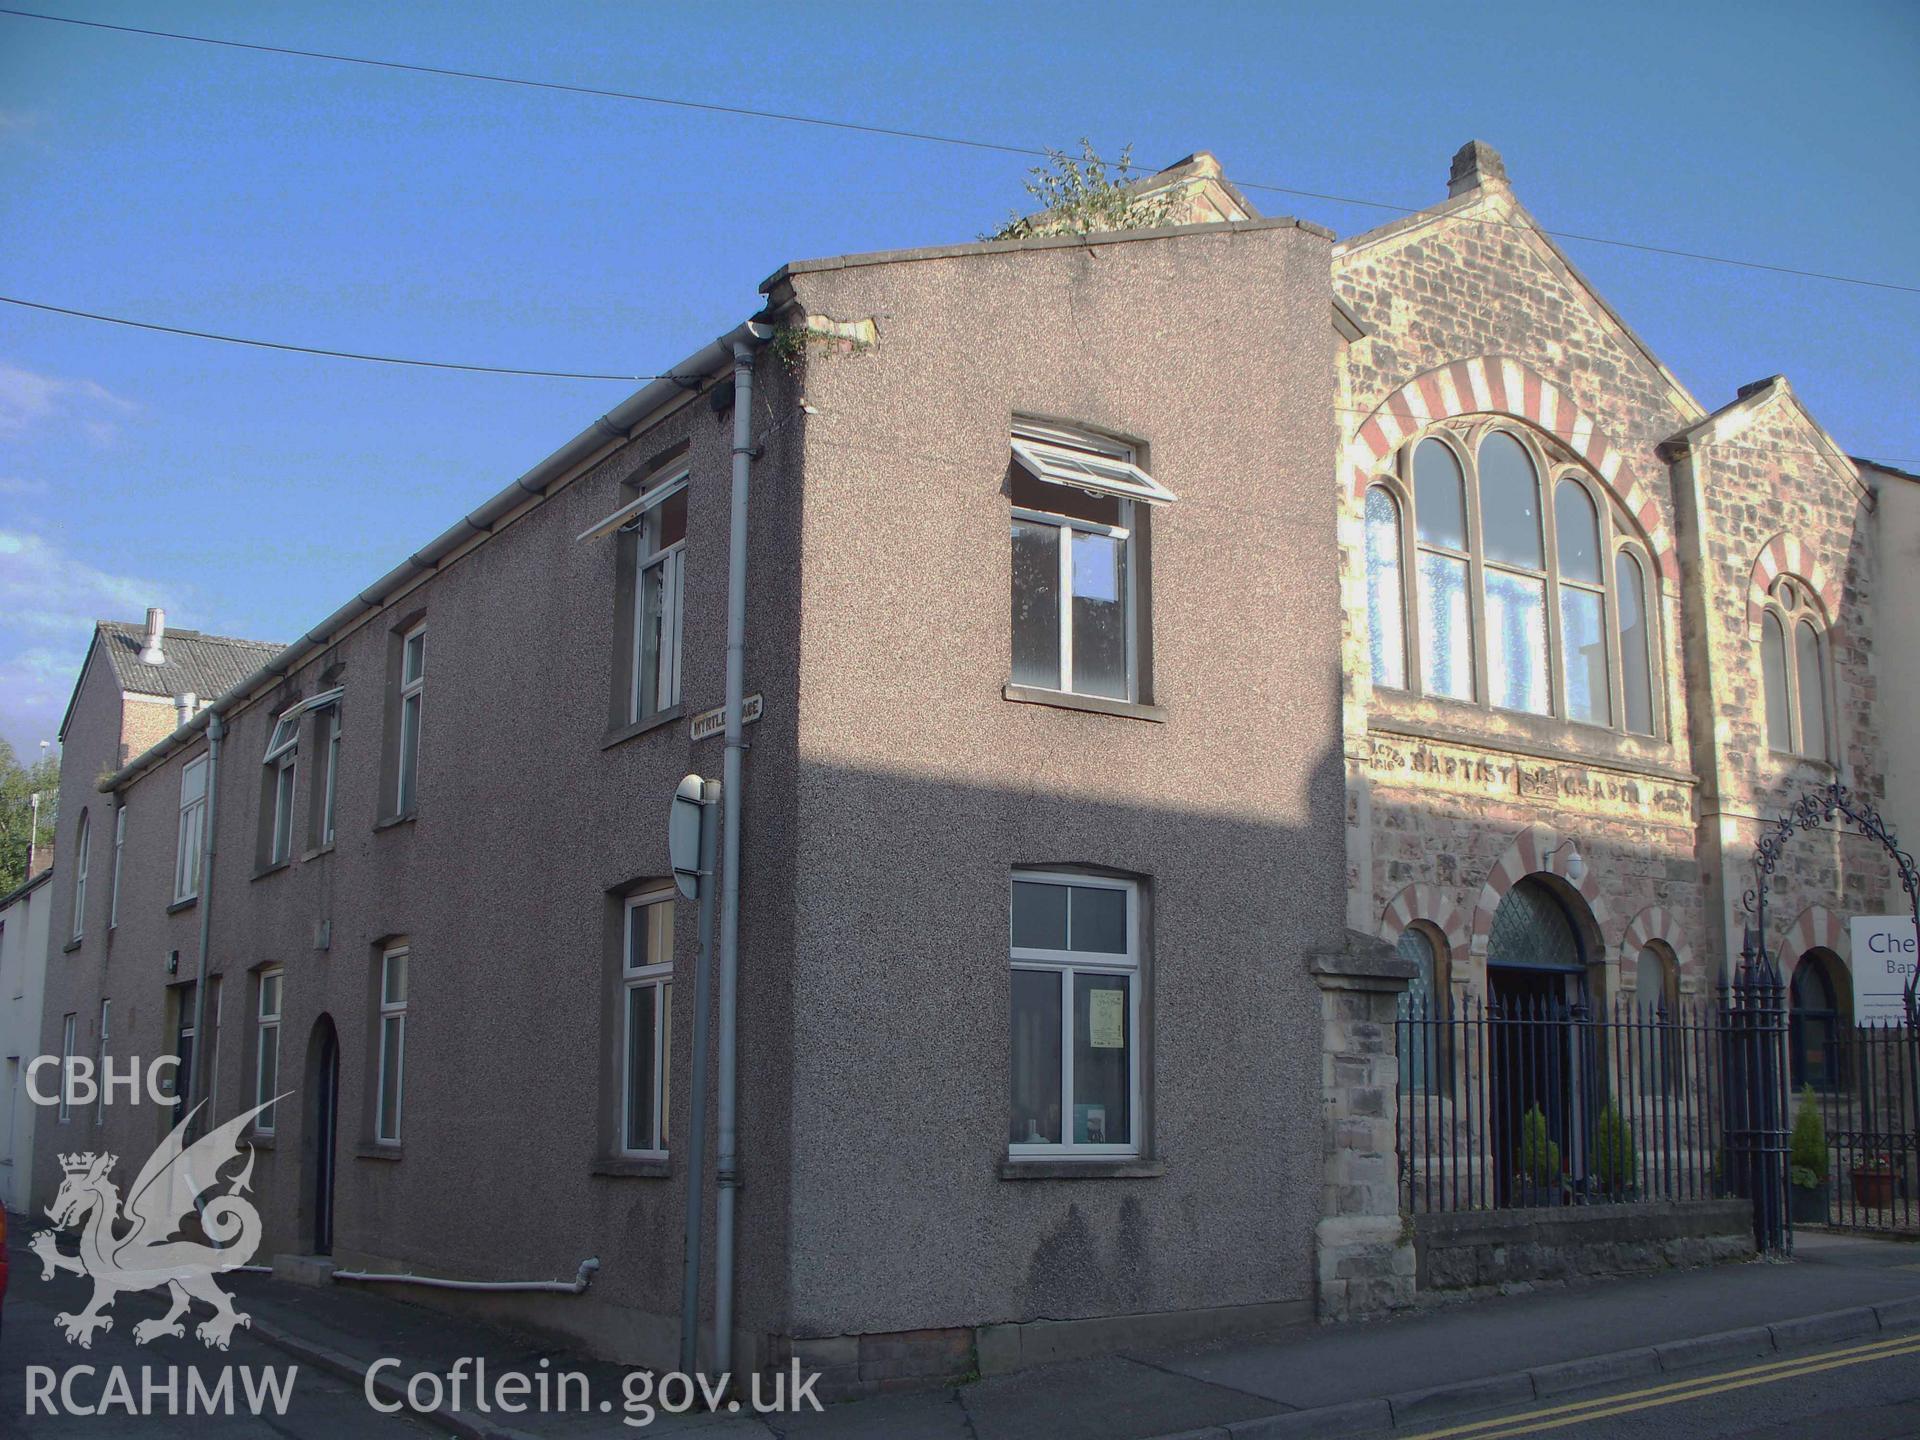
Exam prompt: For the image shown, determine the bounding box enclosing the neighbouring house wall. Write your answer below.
[771,217,1347,1374]
[1865,467,1920,848]
[1,874,53,1212]
[33,352,809,1372]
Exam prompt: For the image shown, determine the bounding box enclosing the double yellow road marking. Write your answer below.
[1400,1330,1920,1439]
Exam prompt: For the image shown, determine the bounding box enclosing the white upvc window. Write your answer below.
[631,474,688,723]
[59,1012,76,1123]
[1008,872,1142,1159]
[255,968,283,1134]
[264,707,300,865]
[396,626,426,814]
[620,893,674,1157]
[319,703,341,846]
[1009,424,1168,703]
[71,810,89,941]
[375,946,408,1145]
[94,998,109,1126]
[109,805,125,928]
[175,755,208,903]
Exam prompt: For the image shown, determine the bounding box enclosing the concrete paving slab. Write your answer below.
[959,1354,1278,1440]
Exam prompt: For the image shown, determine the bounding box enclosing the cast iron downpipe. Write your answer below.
[185,710,224,1134]
[713,326,769,1376]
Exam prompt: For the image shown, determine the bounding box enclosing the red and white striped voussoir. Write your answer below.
[1746,533,1843,631]
[1774,903,1849,972]
[1347,356,1679,586]
[1618,905,1696,982]
[1469,822,1614,951]
[1377,883,1473,961]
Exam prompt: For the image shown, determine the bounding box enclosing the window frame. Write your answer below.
[59,1012,76,1123]
[319,701,341,846]
[375,945,408,1146]
[1007,870,1143,1162]
[71,809,89,942]
[618,891,675,1159]
[94,998,109,1127]
[628,472,688,725]
[1759,577,1833,762]
[395,625,426,815]
[264,705,300,866]
[1008,424,1149,704]
[175,753,209,903]
[1366,420,1662,739]
[109,804,125,929]
[255,967,283,1135]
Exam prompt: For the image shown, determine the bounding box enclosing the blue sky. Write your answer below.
[2,0,1916,756]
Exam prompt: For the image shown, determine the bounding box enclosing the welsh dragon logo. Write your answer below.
[31,1097,279,1350]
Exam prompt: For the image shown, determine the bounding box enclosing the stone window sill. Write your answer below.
[300,842,336,863]
[1369,702,1691,784]
[62,938,82,954]
[999,1160,1165,1181]
[591,1156,673,1180]
[1002,685,1166,723]
[374,810,417,834]
[252,859,290,882]
[355,1144,404,1162]
[603,705,685,751]
[167,896,198,915]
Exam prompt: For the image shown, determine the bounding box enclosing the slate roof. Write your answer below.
[94,621,284,704]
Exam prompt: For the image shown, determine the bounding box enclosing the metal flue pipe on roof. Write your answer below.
[138,607,166,665]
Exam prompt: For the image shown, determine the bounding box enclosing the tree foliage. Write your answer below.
[0,737,60,896]
[988,140,1182,242]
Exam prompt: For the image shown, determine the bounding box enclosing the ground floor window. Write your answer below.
[255,968,283,1133]
[1008,871,1140,1158]
[1789,949,1847,1092]
[376,946,408,1144]
[621,893,674,1157]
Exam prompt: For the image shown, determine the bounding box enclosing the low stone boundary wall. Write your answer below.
[1413,1199,1754,1294]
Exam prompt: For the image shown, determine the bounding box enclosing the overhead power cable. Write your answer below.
[3,7,1917,295]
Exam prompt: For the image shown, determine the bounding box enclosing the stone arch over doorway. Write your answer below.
[1776,903,1850,979]
[1471,823,1613,962]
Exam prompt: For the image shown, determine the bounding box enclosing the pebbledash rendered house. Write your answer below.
[32,141,1915,1392]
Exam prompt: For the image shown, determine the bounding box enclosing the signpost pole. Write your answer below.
[673,776,720,1374]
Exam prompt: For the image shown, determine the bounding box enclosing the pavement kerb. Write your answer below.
[245,1314,546,1440]
[1142,1296,1920,1440]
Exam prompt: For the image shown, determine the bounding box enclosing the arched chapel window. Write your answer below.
[1758,577,1831,761]
[1363,421,1659,736]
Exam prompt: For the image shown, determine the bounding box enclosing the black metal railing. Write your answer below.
[1792,1021,1919,1235]
[1397,993,1731,1213]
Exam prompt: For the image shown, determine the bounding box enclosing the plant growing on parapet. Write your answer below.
[987,140,1183,241]
[1592,1103,1637,1197]
[1517,1104,1562,1186]
[1789,1086,1829,1190]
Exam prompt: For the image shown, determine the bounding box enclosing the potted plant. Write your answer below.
[1592,1102,1636,1201]
[1850,1152,1895,1210]
[1516,1104,1564,1207]
[1788,1087,1830,1225]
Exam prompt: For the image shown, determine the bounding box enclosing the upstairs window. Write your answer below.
[580,469,688,730]
[1363,423,1658,736]
[316,699,341,848]
[71,809,89,941]
[396,625,426,815]
[263,707,300,866]
[175,755,208,903]
[109,805,125,929]
[1759,577,1830,761]
[1009,424,1171,704]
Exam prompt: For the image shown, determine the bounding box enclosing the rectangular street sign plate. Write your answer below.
[690,693,763,742]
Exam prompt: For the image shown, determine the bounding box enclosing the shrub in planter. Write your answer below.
[1850,1154,1895,1210]
[1593,1103,1637,1199]
[1516,1104,1563,1206]
[1789,1087,1830,1225]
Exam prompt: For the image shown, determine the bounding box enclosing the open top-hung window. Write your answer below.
[580,470,687,726]
[263,707,300,865]
[1009,423,1171,703]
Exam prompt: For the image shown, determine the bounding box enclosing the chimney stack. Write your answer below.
[138,607,167,666]
[174,692,196,728]
[1448,140,1508,197]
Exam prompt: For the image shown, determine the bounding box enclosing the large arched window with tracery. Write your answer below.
[1758,576,1831,761]
[1363,421,1660,736]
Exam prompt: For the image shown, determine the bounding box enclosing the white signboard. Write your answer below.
[1848,915,1918,1024]
[689,693,763,742]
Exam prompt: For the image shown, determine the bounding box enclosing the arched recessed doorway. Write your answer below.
[1485,876,1597,1203]
[301,1015,341,1256]
[1788,949,1850,1092]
